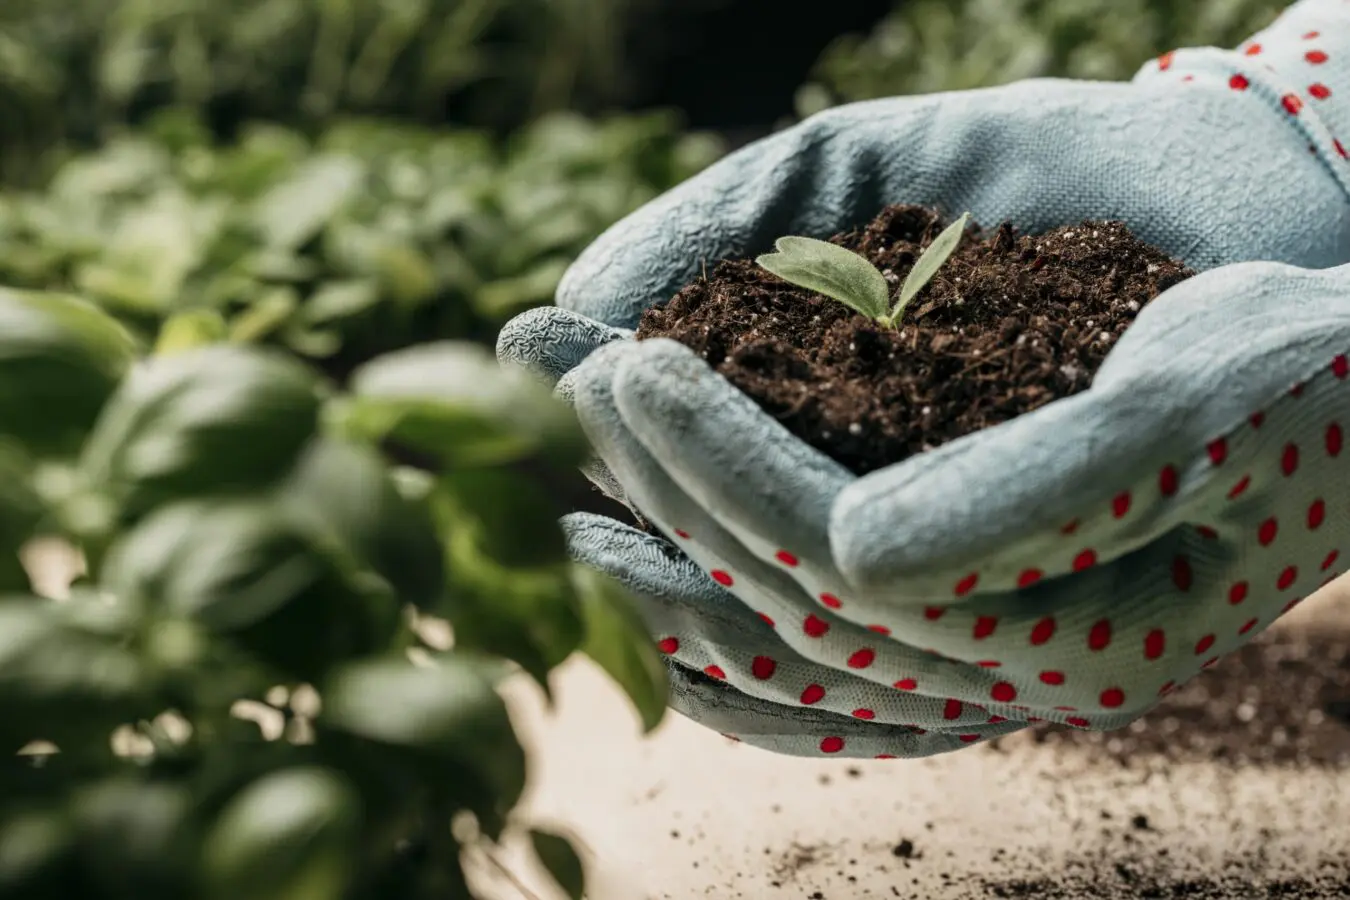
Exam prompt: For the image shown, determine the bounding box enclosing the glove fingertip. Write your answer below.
[495,305,631,385]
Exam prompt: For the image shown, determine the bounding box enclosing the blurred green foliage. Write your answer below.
[0,109,722,375]
[0,287,668,899]
[797,0,1287,114]
[0,0,664,182]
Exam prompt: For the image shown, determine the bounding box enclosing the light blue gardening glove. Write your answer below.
[498,0,1350,759]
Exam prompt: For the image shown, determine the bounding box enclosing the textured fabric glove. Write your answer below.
[498,0,1350,759]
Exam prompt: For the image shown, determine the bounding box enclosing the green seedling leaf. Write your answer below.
[886,212,970,326]
[202,767,360,900]
[531,829,586,900]
[757,236,891,320]
[77,345,323,524]
[572,566,668,733]
[154,308,227,356]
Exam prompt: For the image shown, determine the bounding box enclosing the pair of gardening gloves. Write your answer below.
[498,0,1350,758]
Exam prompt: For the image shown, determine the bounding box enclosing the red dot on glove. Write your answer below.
[1017,568,1043,588]
[852,708,875,720]
[977,660,1002,668]
[1277,566,1299,590]
[803,615,830,637]
[1159,464,1179,496]
[820,736,844,754]
[1207,438,1228,463]
[1306,50,1328,65]
[923,605,946,621]
[657,637,679,654]
[973,616,999,640]
[1144,629,1166,660]
[800,684,826,704]
[1100,688,1126,709]
[1282,443,1300,476]
[674,529,690,539]
[1039,670,1065,685]
[958,734,980,743]
[1158,680,1176,696]
[1282,94,1303,115]
[1088,619,1112,651]
[1322,550,1340,572]
[990,682,1017,702]
[867,624,892,636]
[1067,716,1091,728]
[1229,73,1251,91]
[1073,549,1098,571]
[758,612,776,628]
[894,678,918,691]
[1327,423,1343,456]
[1061,518,1080,535]
[847,648,876,669]
[1244,43,1262,55]
[775,550,799,567]
[1195,634,1216,655]
[954,572,979,596]
[1229,581,1249,605]
[711,570,734,586]
[1303,31,1320,40]
[1258,517,1279,545]
[1172,556,1194,591]
[1228,475,1251,499]
[1311,83,1332,100]
[819,592,843,609]
[1030,617,1057,645]
[704,665,726,679]
[943,699,963,720]
[1334,355,1350,379]
[1239,618,1259,635]
[1112,491,1131,518]
[751,656,777,680]
[1250,411,1266,428]
[1308,499,1326,530]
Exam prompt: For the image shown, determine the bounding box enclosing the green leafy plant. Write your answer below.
[796,0,1285,116]
[0,0,672,182]
[0,109,722,376]
[756,212,970,328]
[0,283,669,900]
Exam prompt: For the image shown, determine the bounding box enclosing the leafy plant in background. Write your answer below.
[0,283,668,899]
[0,108,722,377]
[796,0,1286,115]
[756,212,969,328]
[0,0,674,183]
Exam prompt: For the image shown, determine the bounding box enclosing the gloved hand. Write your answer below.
[498,0,1350,758]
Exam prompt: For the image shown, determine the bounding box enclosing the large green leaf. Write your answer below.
[0,601,148,743]
[280,438,445,610]
[76,345,323,524]
[337,341,587,468]
[102,498,399,682]
[201,767,360,900]
[251,155,363,250]
[0,288,138,458]
[322,656,527,829]
[71,779,194,897]
[531,829,586,900]
[572,566,669,734]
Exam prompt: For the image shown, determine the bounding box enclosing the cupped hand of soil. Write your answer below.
[635,204,1193,475]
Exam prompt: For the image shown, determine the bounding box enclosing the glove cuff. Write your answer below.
[1134,0,1350,205]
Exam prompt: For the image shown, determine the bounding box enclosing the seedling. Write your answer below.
[756,212,970,328]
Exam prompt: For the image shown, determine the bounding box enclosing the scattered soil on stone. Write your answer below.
[635,204,1192,474]
[1009,622,1350,766]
